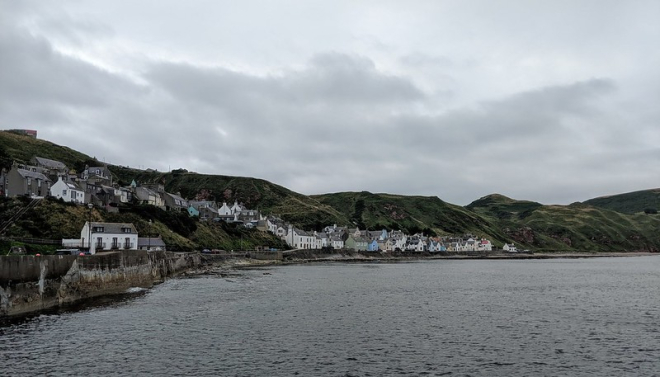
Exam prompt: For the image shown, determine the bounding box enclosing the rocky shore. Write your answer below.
[190,250,660,275]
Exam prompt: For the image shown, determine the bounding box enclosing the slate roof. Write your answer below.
[90,222,138,234]
[17,169,49,181]
[137,237,166,248]
[189,200,216,209]
[166,192,187,201]
[293,228,310,237]
[34,157,67,170]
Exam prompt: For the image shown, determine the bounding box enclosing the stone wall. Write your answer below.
[0,251,201,318]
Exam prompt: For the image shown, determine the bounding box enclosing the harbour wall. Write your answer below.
[0,250,201,318]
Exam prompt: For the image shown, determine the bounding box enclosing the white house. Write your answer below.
[330,234,344,249]
[230,201,243,214]
[80,222,139,254]
[284,226,314,249]
[478,239,493,251]
[218,202,232,216]
[503,243,517,253]
[465,238,477,252]
[50,177,85,203]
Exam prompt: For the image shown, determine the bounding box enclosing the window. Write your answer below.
[125,237,131,249]
[93,227,105,233]
[27,177,31,185]
[122,228,132,233]
[112,237,118,249]
[96,237,103,248]
[63,190,67,196]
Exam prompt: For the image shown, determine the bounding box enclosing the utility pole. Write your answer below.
[148,219,152,251]
[87,203,93,254]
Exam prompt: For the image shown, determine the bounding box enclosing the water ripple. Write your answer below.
[2,257,660,376]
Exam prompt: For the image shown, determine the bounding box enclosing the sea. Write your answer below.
[2,256,660,376]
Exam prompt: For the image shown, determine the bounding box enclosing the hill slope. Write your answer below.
[110,167,350,229]
[468,194,660,252]
[312,191,510,242]
[583,189,660,215]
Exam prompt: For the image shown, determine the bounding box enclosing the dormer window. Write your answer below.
[122,228,132,233]
[93,227,105,233]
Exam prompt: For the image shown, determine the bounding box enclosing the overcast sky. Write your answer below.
[1,1,658,205]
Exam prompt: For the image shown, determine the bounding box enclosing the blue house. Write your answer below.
[367,239,379,252]
[187,205,200,217]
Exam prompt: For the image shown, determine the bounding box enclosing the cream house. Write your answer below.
[80,222,139,254]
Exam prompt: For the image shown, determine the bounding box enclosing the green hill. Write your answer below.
[312,191,510,242]
[110,167,349,230]
[583,189,660,215]
[467,194,660,252]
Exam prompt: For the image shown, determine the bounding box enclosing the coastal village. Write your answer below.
[0,148,503,254]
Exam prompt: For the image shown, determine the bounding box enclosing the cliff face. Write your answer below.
[0,251,200,318]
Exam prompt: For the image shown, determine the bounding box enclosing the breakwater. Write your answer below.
[0,250,201,318]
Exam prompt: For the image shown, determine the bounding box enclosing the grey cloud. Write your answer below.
[0,25,141,131]
[2,1,658,206]
[146,53,424,110]
[400,52,454,68]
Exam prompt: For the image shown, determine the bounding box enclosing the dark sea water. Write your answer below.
[2,256,660,376]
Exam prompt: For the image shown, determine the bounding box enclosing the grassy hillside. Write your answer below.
[467,194,660,252]
[0,197,288,253]
[110,167,350,230]
[312,191,510,242]
[583,189,660,215]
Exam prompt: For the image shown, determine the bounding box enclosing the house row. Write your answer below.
[258,216,494,253]
[0,157,263,220]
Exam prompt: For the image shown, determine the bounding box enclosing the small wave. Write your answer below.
[126,287,147,293]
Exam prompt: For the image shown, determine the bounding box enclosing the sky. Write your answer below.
[1,1,658,205]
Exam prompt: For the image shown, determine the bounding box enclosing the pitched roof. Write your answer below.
[65,181,82,190]
[34,156,67,170]
[137,237,166,248]
[165,192,188,202]
[17,168,49,181]
[89,222,138,234]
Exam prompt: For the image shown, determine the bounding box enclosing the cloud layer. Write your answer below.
[1,1,658,205]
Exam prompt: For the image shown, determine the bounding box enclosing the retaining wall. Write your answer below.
[0,251,200,318]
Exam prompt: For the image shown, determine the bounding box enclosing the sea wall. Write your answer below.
[0,251,201,318]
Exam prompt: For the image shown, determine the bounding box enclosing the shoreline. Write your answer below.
[196,250,660,272]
